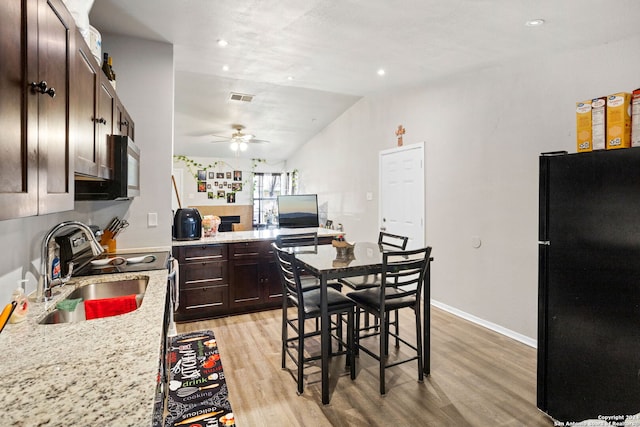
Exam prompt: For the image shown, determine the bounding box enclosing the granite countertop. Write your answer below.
[0,269,168,426]
[171,226,342,246]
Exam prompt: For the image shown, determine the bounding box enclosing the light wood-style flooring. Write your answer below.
[177,306,554,427]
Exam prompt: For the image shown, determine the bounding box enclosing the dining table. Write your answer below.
[294,241,432,404]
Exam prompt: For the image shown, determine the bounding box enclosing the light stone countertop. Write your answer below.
[171,227,342,246]
[0,269,168,427]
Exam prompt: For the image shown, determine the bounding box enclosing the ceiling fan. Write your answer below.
[210,125,270,152]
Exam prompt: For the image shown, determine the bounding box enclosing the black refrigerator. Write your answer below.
[538,148,640,423]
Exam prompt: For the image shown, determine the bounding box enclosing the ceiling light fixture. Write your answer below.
[239,141,248,151]
[287,76,294,81]
[525,19,545,27]
[222,65,229,71]
[230,141,239,151]
[217,39,228,47]
[377,69,386,76]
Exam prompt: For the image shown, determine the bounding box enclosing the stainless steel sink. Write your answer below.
[39,278,148,325]
[66,278,148,301]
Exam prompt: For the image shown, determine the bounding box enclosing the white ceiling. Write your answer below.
[89,0,640,161]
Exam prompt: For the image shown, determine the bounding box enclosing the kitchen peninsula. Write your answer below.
[172,227,341,321]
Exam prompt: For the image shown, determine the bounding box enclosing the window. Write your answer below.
[253,173,291,228]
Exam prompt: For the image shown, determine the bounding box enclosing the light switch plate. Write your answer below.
[148,212,158,227]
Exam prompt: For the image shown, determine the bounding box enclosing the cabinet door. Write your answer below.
[73,39,99,177]
[36,0,74,214]
[229,257,262,307]
[0,1,37,219]
[115,99,135,141]
[263,257,283,302]
[96,79,115,179]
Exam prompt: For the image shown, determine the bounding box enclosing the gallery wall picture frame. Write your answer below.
[208,172,215,179]
[232,183,242,191]
[233,170,242,181]
[217,190,225,198]
[198,181,206,192]
[227,192,236,203]
[198,170,206,181]
[207,183,212,189]
[216,172,224,179]
[207,192,214,199]
[226,172,232,179]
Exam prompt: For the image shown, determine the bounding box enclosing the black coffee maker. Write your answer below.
[173,208,202,240]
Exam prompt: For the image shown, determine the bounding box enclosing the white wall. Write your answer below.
[0,36,173,303]
[288,34,640,342]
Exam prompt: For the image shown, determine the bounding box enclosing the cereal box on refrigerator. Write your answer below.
[606,92,631,149]
[576,100,592,152]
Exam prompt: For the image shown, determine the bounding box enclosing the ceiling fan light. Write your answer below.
[239,141,248,151]
[230,141,239,151]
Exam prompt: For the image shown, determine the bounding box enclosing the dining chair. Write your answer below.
[273,244,356,395]
[339,231,409,339]
[346,246,432,395]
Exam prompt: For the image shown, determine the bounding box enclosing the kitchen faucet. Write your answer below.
[37,221,105,302]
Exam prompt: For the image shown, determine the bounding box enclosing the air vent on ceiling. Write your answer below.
[229,92,254,103]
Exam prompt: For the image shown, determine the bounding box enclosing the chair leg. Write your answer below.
[415,306,424,382]
[384,315,391,356]
[282,302,287,369]
[348,309,356,379]
[297,313,305,395]
[354,307,361,357]
[394,309,400,348]
[379,311,388,395]
[336,313,343,352]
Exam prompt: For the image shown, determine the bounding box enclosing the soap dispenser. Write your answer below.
[9,280,29,324]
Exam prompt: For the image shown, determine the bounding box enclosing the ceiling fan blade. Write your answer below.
[248,138,270,144]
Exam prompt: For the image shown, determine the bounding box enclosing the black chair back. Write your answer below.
[379,247,432,310]
[378,231,409,250]
[273,244,305,304]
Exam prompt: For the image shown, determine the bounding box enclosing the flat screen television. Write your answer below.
[277,194,319,228]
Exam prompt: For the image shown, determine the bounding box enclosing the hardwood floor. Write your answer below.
[177,306,554,427]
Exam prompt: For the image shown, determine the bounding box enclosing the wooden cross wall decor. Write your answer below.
[395,125,406,147]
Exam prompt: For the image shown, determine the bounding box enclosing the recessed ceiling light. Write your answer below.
[217,39,228,47]
[377,69,386,76]
[222,65,229,71]
[525,19,545,27]
[287,76,294,81]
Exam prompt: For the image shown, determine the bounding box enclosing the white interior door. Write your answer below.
[379,142,425,249]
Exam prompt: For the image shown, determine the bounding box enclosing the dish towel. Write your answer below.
[85,294,138,320]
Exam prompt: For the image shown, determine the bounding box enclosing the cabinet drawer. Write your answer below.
[181,261,227,289]
[181,285,228,310]
[229,240,273,258]
[174,244,227,263]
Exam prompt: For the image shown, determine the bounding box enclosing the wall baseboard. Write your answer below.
[431,299,537,348]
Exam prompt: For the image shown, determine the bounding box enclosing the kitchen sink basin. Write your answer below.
[65,278,148,301]
[39,278,148,325]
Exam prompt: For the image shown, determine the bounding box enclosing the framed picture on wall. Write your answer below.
[233,170,242,181]
[207,183,211,189]
[197,181,206,192]
[208,172,215,179]
[227,192,236,203]
[232,182,242,191]
[226,172,232,179]
[207,192,214,199]
[198,170,206,181]
[216,172,224,179]
[217,190,225,198]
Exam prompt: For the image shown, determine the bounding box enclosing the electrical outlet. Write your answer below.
[148,212,158,227]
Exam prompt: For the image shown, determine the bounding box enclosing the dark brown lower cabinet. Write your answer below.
[228,240,282,313]
[173,236,334,321]
[173,244,229,322]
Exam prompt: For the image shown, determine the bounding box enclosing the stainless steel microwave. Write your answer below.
[74,135,140,200]
[111,135,140,199]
